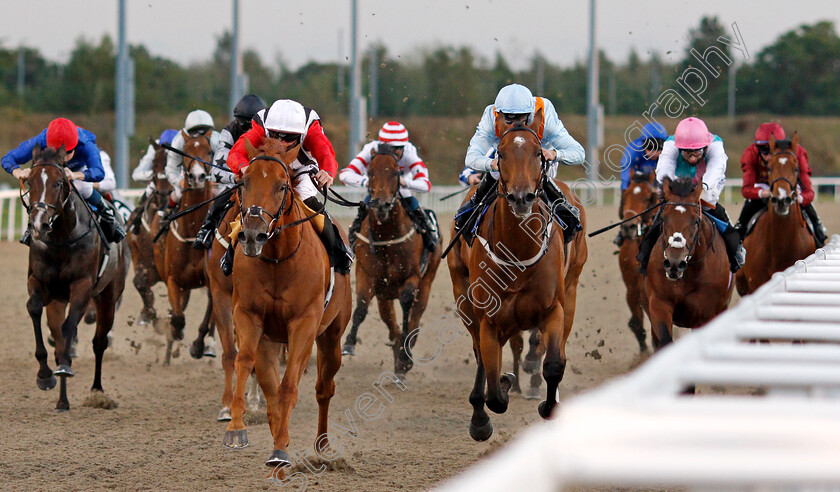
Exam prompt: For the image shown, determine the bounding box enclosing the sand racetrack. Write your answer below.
[2,204,838,491]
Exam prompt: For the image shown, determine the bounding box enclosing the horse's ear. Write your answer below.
[56,145,67,164]
[663,177,673,198]
[769,132,777,153]
[244,137,257,160]
[493,111,506,138]
[691,179,703,202]
[791,132,799,152]
[149,136,158,149]
[528,107,545,135]
[32,144,41,159]
[647,172,656,184]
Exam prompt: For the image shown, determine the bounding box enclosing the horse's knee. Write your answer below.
[543,358,566,382]
[92,334,109,354]
[170,314,186,330]
[399,286,417,307]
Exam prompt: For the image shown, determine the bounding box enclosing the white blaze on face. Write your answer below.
[675,205,687,213]
[633,186,641,195]
[34,172,48,225]
[777,187,788,200]
[668,232,687,249]
[779,157,788,165]
[513,136,525,146]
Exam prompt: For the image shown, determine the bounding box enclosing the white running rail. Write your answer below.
[439,235,840,492]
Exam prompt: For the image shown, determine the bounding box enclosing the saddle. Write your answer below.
[743,207,817,241]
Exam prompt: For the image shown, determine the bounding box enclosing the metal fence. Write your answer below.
[2,178,840,241]
[438,235,840,491]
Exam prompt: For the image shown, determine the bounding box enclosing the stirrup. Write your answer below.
[220,246,234,276]
[19,227,32,246]
[193,227,214,250]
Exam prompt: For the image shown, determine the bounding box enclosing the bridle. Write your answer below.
[496,125,548,200]
[181,133,212,191]
[367,151,401,208]
[658,201,714,267]
[22,159,95,247]
[765,149,800,199]
[622,181,658,238]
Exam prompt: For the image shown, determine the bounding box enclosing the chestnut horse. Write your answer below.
[618,173,658,352]
[447,112,588,441]
[151,132,215,364]
[736,133,816,295]
[340,149,442,375]
[24,146,129,411]
[645,177,733,349]
[126,138,172,325]
[222,138,351,471]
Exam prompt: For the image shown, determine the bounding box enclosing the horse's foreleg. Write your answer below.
[190,289,214,359]
[468,347,493,441]
[626,282,648,353]
[91,289,117,393]
[481,319,511,415]
[342,274,373,356]
[539,304,566,419]
[509,332,523,394]
[212,286,236,421]
[396,282,419,375]
[54,279,93,411]
[223,306,262,449]
[648,296,674,350]
[164,278,185,365]
[254,341,284,466]
[270,317,320,466]
[27,285,54,391]
[523,328,541,374]
[314,317,344,457]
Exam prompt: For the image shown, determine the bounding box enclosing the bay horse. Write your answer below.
[223,138,351,471]
[340,148,442,376]
[645,177,734,349]
[151,131,215,364]
[24,145,129,411]
[618,173,658,352]
[447,111,588,441]
[736,133,816,295]
[126,138,172,325]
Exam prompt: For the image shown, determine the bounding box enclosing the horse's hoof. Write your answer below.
[525,385,541,400]
[217,407,232,421]
[189,342,204,360]
[53,406,69,414]
[265,449,292,468]
[37,374,57,391]
[538,400,555,419]
[341,344,356,356]
[203,345,216,358]
[522,357,540,375]
[223,429,249,448]
[469,419,494,442]
[53,365,74,378]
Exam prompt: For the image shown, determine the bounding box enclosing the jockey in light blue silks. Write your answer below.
[453,83,586,244]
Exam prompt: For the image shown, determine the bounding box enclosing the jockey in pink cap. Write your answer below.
[637,117,746,273]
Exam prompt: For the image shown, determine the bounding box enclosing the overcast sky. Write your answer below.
[3,1,838,70]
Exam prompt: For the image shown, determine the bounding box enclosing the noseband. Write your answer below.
[368,151,401,207]
[659,202,712,266]
[496,126,548,198]
[182,134,212,190]
[27,161,72,215]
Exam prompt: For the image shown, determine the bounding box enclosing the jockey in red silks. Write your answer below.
[735,122,827,246]
[221,99,353,275]
[339,121,439,252]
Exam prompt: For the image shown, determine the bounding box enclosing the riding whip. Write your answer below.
[587,200,664,237]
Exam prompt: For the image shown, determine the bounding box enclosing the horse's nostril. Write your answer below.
[525,193,536,203]
[506,193,516,203]
[678,260,687,271]
[256,233,268,244]
[663,259,671,269]
[237,232,246,242]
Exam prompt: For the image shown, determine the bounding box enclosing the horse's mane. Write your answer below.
[630,173,654,183]
[774,139,792,151]
[34,147,62,165]
[667,177,697,197]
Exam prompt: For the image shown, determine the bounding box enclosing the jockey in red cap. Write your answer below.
[735,122,827,246]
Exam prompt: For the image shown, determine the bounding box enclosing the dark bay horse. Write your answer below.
[151,132,215,364]
[447,111,588,441]
[24,145,129,411]
[223,138,351,471]
[618,173,658,352]
[340,148,442,376]
[126,138,172,325]
[645,177,733,349]
[736,133,816,295]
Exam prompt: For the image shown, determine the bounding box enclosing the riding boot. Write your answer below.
[706,203,745,272]
[98,206,126,244]
[804,202,828,247]
[401,197,439,251]
[454,173,496,239]
[220,244,234,276]
[19,224,32,246]
[194,197,232,250]
[636,211,662,274]
[126,191,149,234]
[542,178,581,244]
[319,214,354,274]
[348,203,369,252]
[735,198,766,240]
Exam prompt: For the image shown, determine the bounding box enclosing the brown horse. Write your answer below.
[618,173,658,352]
[222,138,351,471]
[24,145,130,411]
[736,133,816,295]
[645,177,734,349]
[447,112,588,441]
[151,132,215,364]
[340,149,442,375]
[126,138,172,325]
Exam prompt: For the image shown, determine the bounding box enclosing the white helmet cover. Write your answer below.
[184,109,215,131]
[264,100,306,134]
[494,84,535,115]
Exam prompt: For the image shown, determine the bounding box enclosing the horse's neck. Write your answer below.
[491,201,549,261]
[765,203,806,240]
[178,184,213,230]
[263,201,304,259]
[693,215,717,261]
[369,205,411,239]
